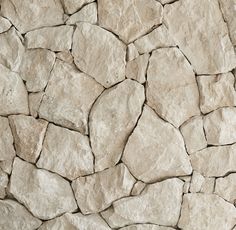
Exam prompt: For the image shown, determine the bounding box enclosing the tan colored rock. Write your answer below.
[9,157,77,220]
[183,181,190,194]
[29,92,44,118]
[72,22,126,88]
[200,178,215,194]
[178,194,236,230]
[127,43,139,61]
[8,115,48,163]
[25,26,73,52]
[164,0,236,74]
[61,0,95,14]
[120,225,175,230]
[39,60,104,134]
[0,169,8,199]
[89,79,145,172]
[122,105,192,183]
[72,163,135,214]
[101,178,183,228]
[1,0,64,34]
[147,47,200,128]
[0,199,42,230]
[98,0,163,43]
[204,107,236,145]
[0,16,11,33]
[189,171,205,193]
[131,181,146,196]
[37,123,93,180]
[56,51,74,64]
[180,116,207,154]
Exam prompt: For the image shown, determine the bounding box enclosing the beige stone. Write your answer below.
[56,51,74,64]
[0,16,11,33]
[122,105,192,183]
[189,171,205,193]
[72,22,126,88]
[120,225,175,230]
[131,181,146,196]
[183,182,190,194]
[39,60,104,134]
[147,47,200,127]
[178,194,236,230]
[0,199,42,230]
[0,169,8,199]
[61,0,95,14]
[127,43,139,61]
[29,92,44,118]
[98,0,163,43]
[9,157,77,220]
[101,178,183,228]
[200,178,215,194]
[89,79,145,172]
[72,163,135,214]
[164,0,236,74]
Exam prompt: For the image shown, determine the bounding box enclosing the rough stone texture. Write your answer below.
[28,92,44,118]
[56,51,74,64]
[189,171,205,193]
[61,0,95,14]
[127,43,139,61]
[89,79,145,172]
[0,16,11,33]
[0,169,8,199]
[131,181,146,196]
[200,178,215,194]
[120,225,175,230]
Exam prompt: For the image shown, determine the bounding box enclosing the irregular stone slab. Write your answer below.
[164,0,236,74]
[200,178,215,194]
[56,51,74,64]
[131,181,146,196]
[190,144,236,177]
[101,178,183,228]
[0,64,29,116]
[120,225,175,230]
[0,168,8,199]
[127,43,139,61]
[8,115,48,163]
[189,171,205,193]
[61,0,95,14]
[122,105,192,183]
[25,26,73,52]
[72,163,135,214]
[204,107,236,145]
[37,123,93,180]
[134,25,175,54]
[89,79,145,171]
[19,49,56,92]
[178,194,236,230]
[29,92,44,118]
[1,0,64,34]
[98,0,163,43]
[39,60,104,134]
[180,116,207,154]
[72,22,126,88]
[0,16,11,33]
[147,47,200,127]
[9,157,77,220]
[0,199,42,230]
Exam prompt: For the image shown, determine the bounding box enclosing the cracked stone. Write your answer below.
[127,43,139,62]
[183,181,190,194]
[0,169,8,199]
[131,181,146,196]
[29,92,45,118]
[61,0,95,14]
[56,51,74,64]
[189,171,205,193]
[0,16,11,33]
[120,225,175,230]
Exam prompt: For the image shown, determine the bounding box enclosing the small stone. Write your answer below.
[178,194,236,230]
[127,43,139,61]
[131,181,146,196]
[72,22,126,88]
[72,163,135,214]
[8,115,48,163]
[200,178,215,194]
[89,79,144,172]
[122,105,192,183]
[183,182,190,194]
[61,0,95,14]
[9,157,77,220]
[98,0,163,43]
[29,92,44,118]
[179,176,191,182]
[147,47,200,127]
[0,16,11,33]
[56,51,74,63]
[25,26,73,52]
[189,171,205,193]
[120,225,175,230]
[0,199,42,230]
[0,169,8,199]
[157,0,175,4]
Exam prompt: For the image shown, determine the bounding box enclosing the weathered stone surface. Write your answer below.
[8,115,48,163]
[98,0,163,43]
[25,26,73,52]
[72,22,126,88]
[127,43,139,61]
[0,169,8,199]
[29,92,44,118]
[122,105,192,183]
[204,107,236,145]
[56,51,74,64]
[72,163,135,214]
[120,225,175,230]
[0,16,11,33]
[89,79,145,172]
[200,178,215,194]
[101,178,183,228]
[39,60,104,134]
[9,157,77,220]
[0,199,42,230]
[164,0,236,74]
[19,49,56,92]
[61,0,95,14]
[180,116,207,154]
[189,171,205,193]
[183,181,190,194]
[147,47,200,127]
[178,194,236,230]
[1,0,64,33]
[131,181,146,196]
[37,123,94,180]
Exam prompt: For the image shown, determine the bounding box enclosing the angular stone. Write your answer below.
[56,51,74,64]
[0,199,42,230]
[61,0,95,14]
[1,0,64,33]
[72,163,135,214]
[9,157,77,220]
[204,107,236,145]
[189,171,205,193]
[200,178,215,194]
[25,26,73,52]
[37,124,93,180]
[120,225,175,230]
[127,43,139,61]
[131,181,146,196]
[0,169,8,199]
[8,115,48,163]
[98,0,163,43]
[147,47,200,127]
[164,0,236,74]
[0,16,11,33]
[39,60,104,134]
[178,194,236,230]
[183,181,190,194]
[29,92,44,118]
[89,79,145,172]
[72,22,126,88]
[122,105,192,183]
[101,178,183,228]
